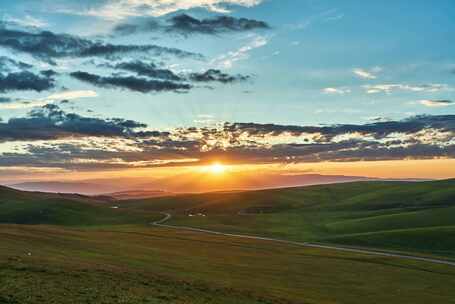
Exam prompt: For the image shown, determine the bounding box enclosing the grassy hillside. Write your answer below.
[124,180,455,258]
[2,224,455,304]
[2,181,455,257]
[0,186,152,226]
[1,183,455,303]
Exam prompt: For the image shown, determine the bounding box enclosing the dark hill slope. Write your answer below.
[0,186,149,226]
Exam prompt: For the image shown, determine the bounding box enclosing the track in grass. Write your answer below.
[152,212,455,267]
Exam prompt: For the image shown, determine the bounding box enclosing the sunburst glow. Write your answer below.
[209,162,226,174]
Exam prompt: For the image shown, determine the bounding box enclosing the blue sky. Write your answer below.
[1,0,454,126]
[0,0,454,183]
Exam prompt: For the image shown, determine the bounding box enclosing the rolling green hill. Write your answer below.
[0,186,152,226]
[123,180,455,258]
[2,180,455,258]
[1,182,455,303]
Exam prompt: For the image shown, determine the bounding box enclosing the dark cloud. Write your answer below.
[167,14,270,36]
[189,69,250,83]
[0,97,13,103]
[101,61,183,81]
[0,56,33,72]
[1,110,454,170]
[70,71,191,93]
[225,115,455,140]
[0,104,149,142]
[113,14,270,37]
[0,71,55,92]
[113,19,160,36]
[0,55,54,92]
[113,23,139,36]
[40,69,58,78]
[100,60,250,85]
[0,28,202,64]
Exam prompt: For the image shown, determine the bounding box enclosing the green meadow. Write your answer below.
[125,180,455,259]
[1,181,455,303]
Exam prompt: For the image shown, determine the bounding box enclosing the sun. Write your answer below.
[209,162,226,174]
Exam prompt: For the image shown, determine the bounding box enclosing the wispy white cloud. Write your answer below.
[365,116,393,122]
[291,8,344,30]
[419,99,454,107]
[60,0,264,20]
[0,90,98,109]
[353,66,382,79]
[364,84,451,94]
[4,14,49,28]
[324,13,344,22]
[211,35,268,68]
[322,87,351,95]
[46,90,98,100]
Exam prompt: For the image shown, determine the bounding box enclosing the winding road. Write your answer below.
[152,212,455,267]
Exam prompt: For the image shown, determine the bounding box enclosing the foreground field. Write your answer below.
[2,224,455,304]
[124,180,455,259]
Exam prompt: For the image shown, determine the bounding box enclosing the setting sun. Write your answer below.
[209,163,226,174]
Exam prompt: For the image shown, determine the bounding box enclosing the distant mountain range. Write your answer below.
[7,181,172,199]
[8,181,122,196]
[107,190,173,200]
[5,174,431,198]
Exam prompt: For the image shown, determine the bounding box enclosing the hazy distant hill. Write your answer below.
[6,174,378,195]
[107,190,173,200]
[132,173,382,193]
[8,181,124,195]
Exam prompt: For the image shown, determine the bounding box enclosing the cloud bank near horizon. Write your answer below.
[1,104,454,171]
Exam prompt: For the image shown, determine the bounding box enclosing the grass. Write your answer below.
[123,180,455,259]
[1,181,455,303]
[0,186,153,226]
[2,224,455,304]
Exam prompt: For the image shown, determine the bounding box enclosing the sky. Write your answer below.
[0,0,454,191]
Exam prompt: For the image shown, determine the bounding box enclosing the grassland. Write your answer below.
[0,186,152,226]
[1,181,455,303]
[2,224,455,304]
[123,180,455,259]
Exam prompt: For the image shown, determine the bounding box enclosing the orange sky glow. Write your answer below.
[2,158,454,193]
